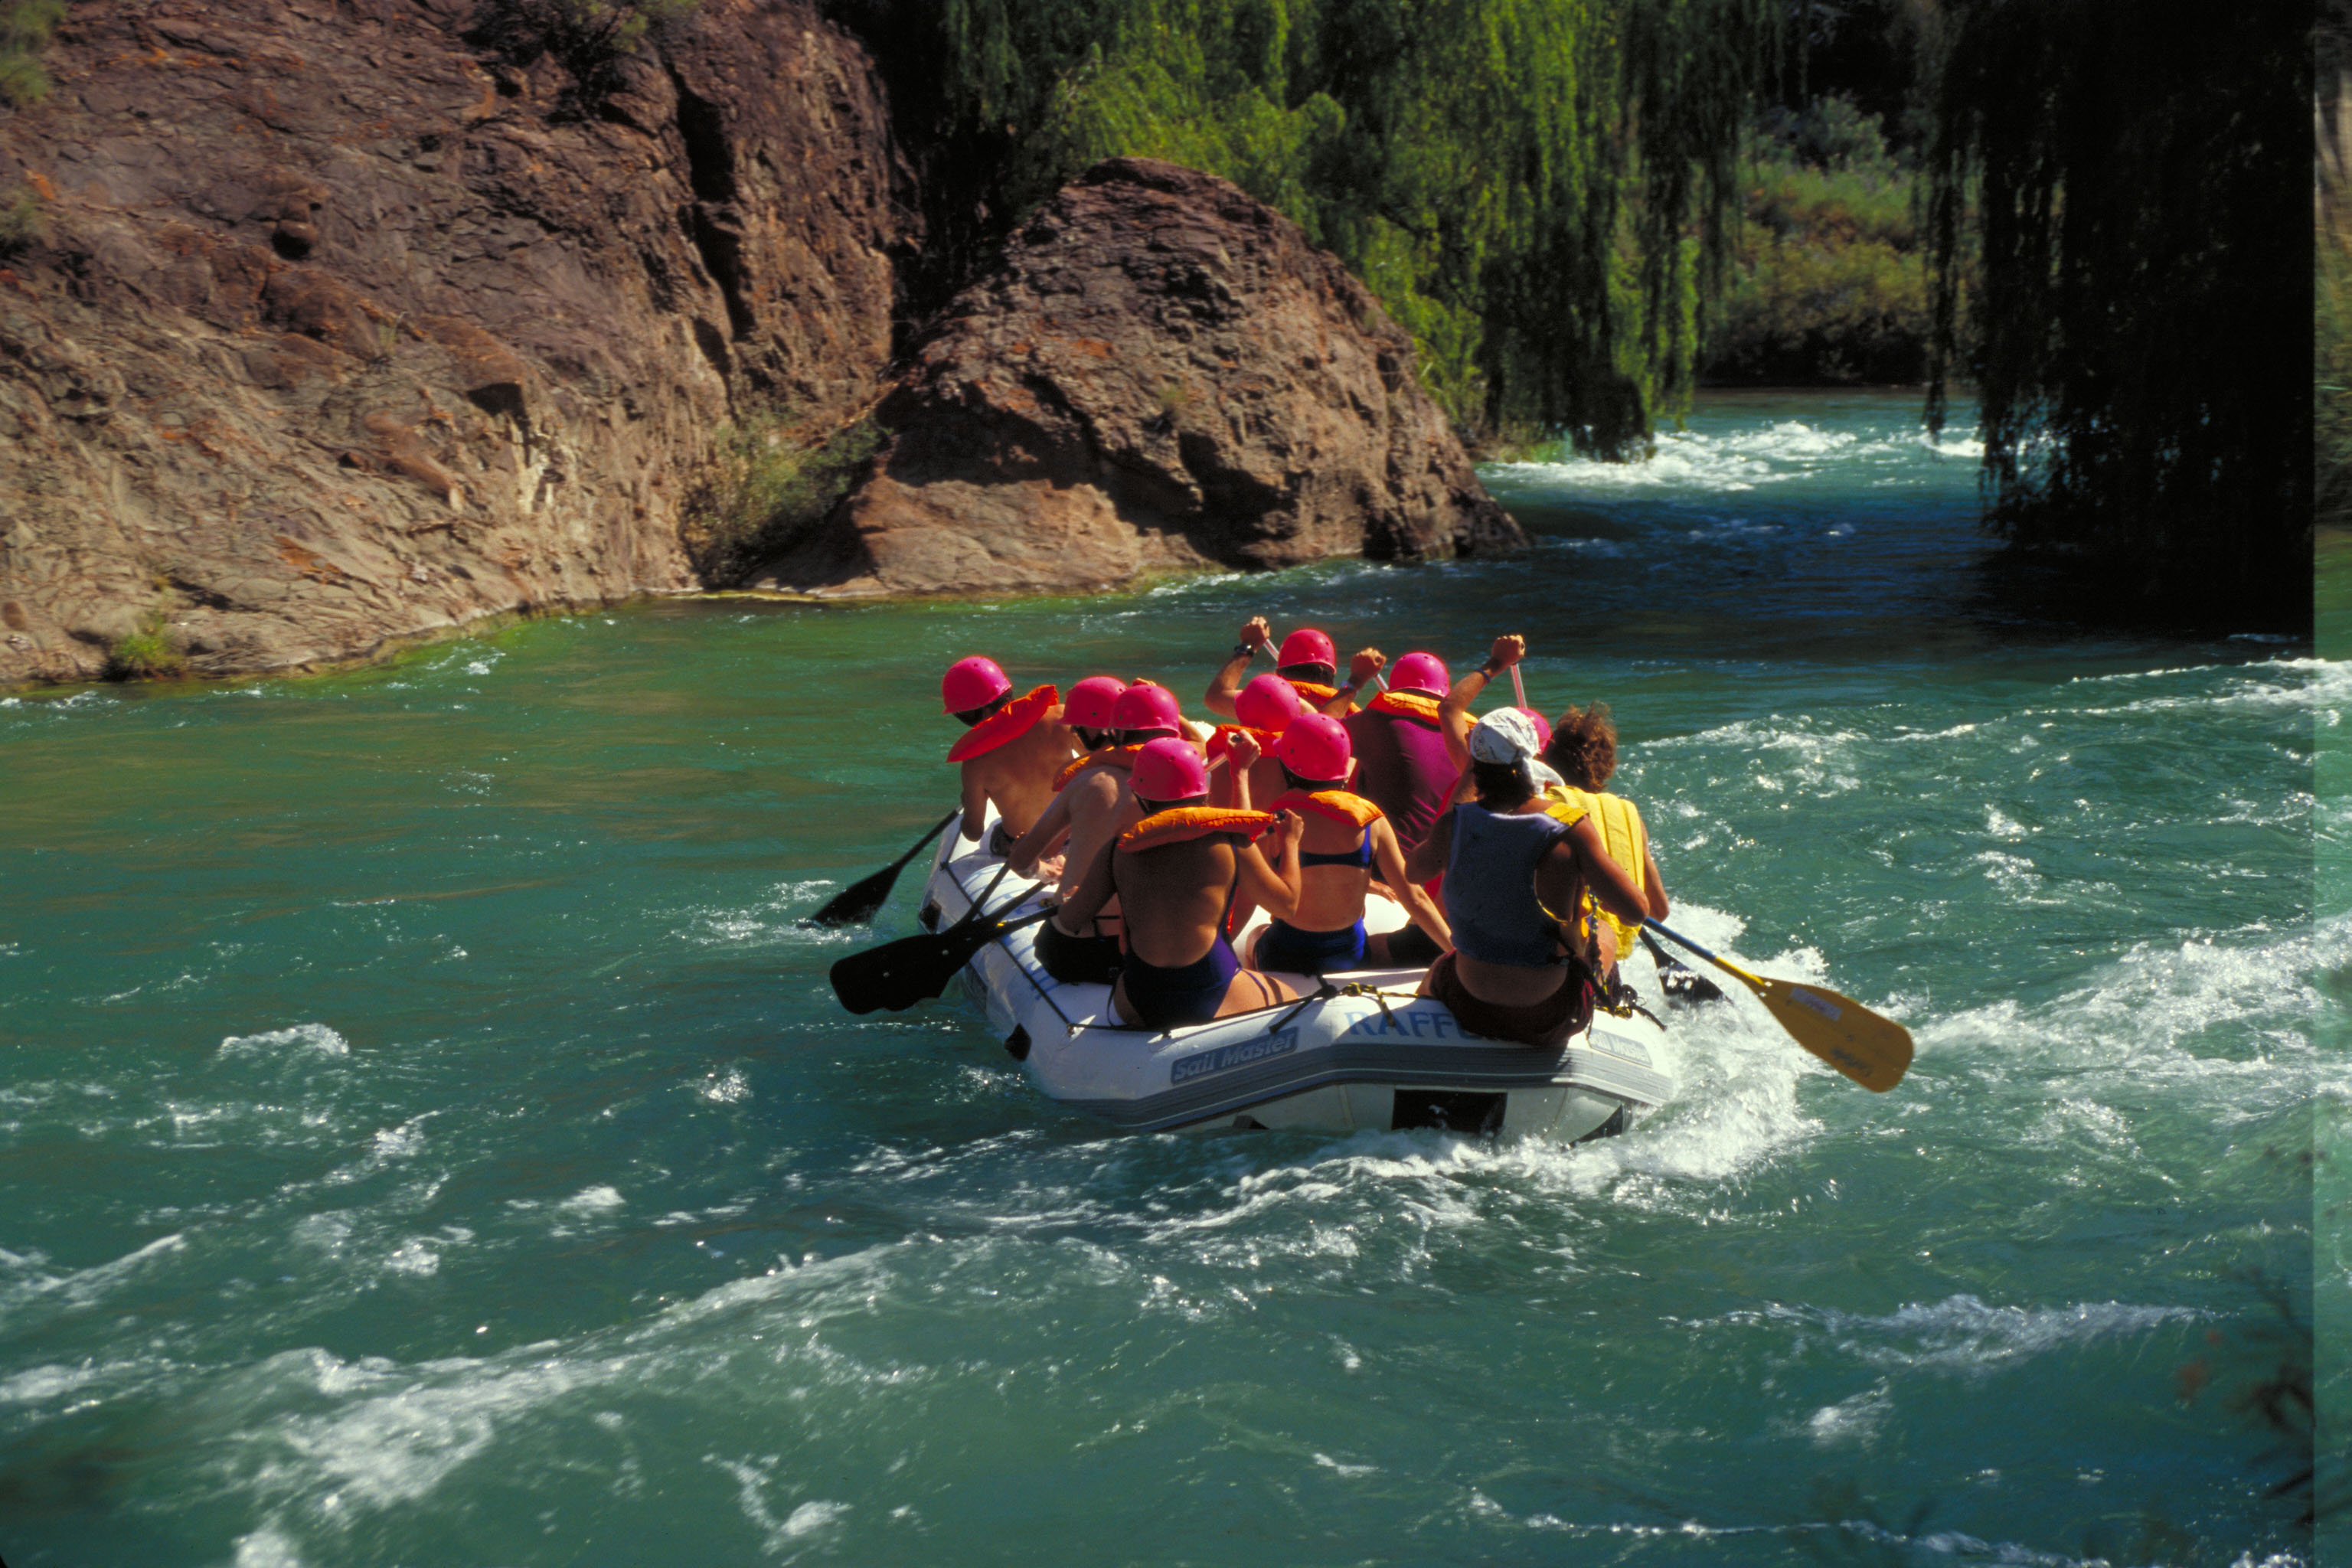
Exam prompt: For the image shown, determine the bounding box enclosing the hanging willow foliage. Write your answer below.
[928,0,1782,455]
[1919,0,2311,626]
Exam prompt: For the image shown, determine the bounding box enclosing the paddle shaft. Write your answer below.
[1510,665,1527,711]
[808,808,961,926]
[1642,917,1913,1092]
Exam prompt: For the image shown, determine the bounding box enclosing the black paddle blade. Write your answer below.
[806,865,905,929]
[1645,933,1727,1005]
[804,810,961,928]
[831,929,977,1014]
[829,906,1057,1015]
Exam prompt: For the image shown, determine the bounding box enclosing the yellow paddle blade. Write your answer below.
[1741,972,1914,1092]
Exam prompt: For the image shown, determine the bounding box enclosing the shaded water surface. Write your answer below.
[1,393,2322,1564]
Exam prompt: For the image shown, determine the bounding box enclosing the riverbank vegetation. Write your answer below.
[680,413,880,583]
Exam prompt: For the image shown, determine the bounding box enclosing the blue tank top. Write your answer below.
[1442,803,1571,967]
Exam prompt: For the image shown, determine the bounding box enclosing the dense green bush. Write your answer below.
[682,413,881,584]
[0,0,63,107]
[106,606,186,681]
[1702,96,1947,385]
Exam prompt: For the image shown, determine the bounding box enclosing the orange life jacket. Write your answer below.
[946,684,1058,763]
[1268,788,1385,828]
[1368,688,1442,725]
[1205,724,1284,763]
[1117,807,1275,854]
[1284,677,1357,714]
[1052,743,1145,792]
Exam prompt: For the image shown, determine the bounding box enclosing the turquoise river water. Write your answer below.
[1,392,2332,1565]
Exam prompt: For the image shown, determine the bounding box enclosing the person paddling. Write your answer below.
[1208,672,1305,811]
[1060,739,1305,1028]
[1204,619,1375,720]
[1541,703,1672,987]
[1405,710,1647,1047]
[1237,714,1451,977]
[942,656,1079,852]
[1006,677,1138,983]
[1343,648,1466,855]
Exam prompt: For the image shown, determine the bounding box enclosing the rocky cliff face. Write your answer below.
[753,158,1524,599]
[0,0,908,684]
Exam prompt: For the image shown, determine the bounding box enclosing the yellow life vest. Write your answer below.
[1544,785,1648,957]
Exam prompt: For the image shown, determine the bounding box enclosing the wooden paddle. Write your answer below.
[805,810,960,927]
[1642,919,1913,1091]
[831,893,1054,1015]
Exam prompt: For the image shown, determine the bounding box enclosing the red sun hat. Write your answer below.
[1389,651,1449,696]
[1234,672,1308,733]
[1273,712,1352,782]
[1276,628,1337,670]
[1132,737,1210,802]
[1063,675,1127,730]
[941,655,1012,714]
[1110,681,1183,736]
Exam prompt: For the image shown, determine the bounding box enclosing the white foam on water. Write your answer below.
[560,1185,626,1214]
[218,1024,350,1059]
[1921,916,2328,1111]
[710,1455,851,1555]
[230,1521,309,1568]
[1805,1381,1891,1447]
[697,1067,752,1104]
[1801,1293,2203,1376]
[1485,420,1980,495]
[0,1232,188,1328]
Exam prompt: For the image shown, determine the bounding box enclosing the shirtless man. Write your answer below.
[1203,619,1379,720]
[941,655,1080,852]
[1061,739,1305,1028]
[1008,676,1139,984]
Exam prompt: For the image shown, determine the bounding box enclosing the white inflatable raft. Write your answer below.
[912,810,1673,1138]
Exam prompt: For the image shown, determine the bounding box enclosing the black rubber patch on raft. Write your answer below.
[1390,1089,1505,1135]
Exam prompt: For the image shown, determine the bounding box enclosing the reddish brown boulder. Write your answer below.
[760,158,1521,597]
[0,0,910,684]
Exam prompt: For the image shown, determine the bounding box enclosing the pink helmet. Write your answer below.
[1110,681,1182,737]
[1063,675,1127,730]
[941,655,1011,714]
[1276,628,1337,670]
[1234,672,1307,733]
[1273,713,1352,782]
[1390,651,1449,696]
[1132,737,1210,802]
[1520,707,1555,746]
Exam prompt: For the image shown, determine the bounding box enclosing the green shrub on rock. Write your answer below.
[682,413,880,584]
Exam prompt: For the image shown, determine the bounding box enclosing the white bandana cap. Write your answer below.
[1469,707,1568,788]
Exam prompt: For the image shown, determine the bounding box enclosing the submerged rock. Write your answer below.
[0,0,908,684]
[760,158,1522,597]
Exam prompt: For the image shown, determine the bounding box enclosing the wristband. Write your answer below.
[1233,642,1256,659]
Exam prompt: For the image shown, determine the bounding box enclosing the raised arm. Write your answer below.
[1006,787,1074,877]
[1226,730,1262,812]
[1325,647,1386,716]
[1204,616,1271,719]
[1438,634,1524,772]
[1642,841,1670,919]
[1370,818,1450,949]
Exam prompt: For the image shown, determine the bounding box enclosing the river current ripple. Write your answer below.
[1,392,2328,1565]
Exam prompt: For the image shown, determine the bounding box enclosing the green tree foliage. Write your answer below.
[0,0,64,107]
[1705,95,1942,385]
[929,0,1783,454]
[1919,0,2310,625]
